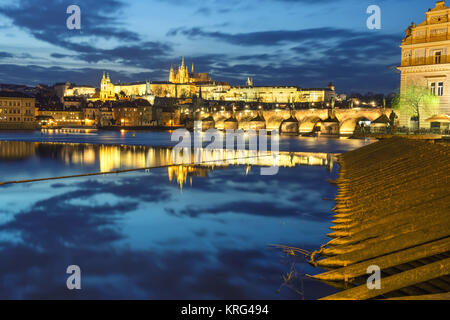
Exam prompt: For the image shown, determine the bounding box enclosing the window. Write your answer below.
[434,51,442,64]
[431,122,440,130]
[438,82,444,96]
[431,82,436,95]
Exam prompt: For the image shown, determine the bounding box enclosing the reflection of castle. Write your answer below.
[1,141,336,190]
[99,146,147,172]
[168,165,210,191]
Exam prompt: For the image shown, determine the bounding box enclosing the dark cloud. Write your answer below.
[166,26,401,92]
[0,52,14,59]
[0,0,140,44]
[0,0,172,69]
[168,27,358,46]
[75,42,173,67]
[0,64,160,86]
[0,176,324,299]
[54,177,173,203]
[50,53,72,59]
[0,0,401,93]
[0,189,138,248]
[169,200,331,221]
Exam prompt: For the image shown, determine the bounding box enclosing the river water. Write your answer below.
[0,131,373,299]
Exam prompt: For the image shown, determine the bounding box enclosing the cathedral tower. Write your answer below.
[169,65,175,83]
[100,72,115,101]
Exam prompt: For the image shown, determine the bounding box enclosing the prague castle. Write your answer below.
[98,58,219,101]
[398,0,450,130]
[95,57,335,104]
[169,57,211,84]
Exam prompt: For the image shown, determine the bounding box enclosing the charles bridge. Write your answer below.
[186,108,394,136]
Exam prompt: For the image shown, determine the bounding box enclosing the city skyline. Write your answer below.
[0,0,438,93]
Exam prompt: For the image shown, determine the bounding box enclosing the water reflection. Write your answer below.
[0,141,335,189]
[0,130,374,153]
[0,141,36,160]
[0,140,340,299]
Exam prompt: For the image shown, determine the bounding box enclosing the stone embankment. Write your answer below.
[310,137,450,300]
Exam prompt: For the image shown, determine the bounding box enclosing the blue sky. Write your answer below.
[0,0,440,93]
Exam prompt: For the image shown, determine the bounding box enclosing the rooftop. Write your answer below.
[0,91,33,98]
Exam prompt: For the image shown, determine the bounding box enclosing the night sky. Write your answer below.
[0,0,440,93]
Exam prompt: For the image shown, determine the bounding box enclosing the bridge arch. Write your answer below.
[280,117,299,134]
[339,116,371,135]
[299,116,322,133]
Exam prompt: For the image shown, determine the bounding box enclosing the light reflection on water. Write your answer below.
[0,129,374,152]
[0,139,367,299]
[0,141,337,189]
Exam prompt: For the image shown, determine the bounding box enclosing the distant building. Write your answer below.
[206,82,336,103]
[398,0,450,130]
[96,57,336,104]
[98,58,230,102]
[65,85,96,98]
[99,72,194,101]
[54,82,96,99]
[110,99,154,127]
[37,107,85,127]
[0,91,37,129]
[63,96,85,108]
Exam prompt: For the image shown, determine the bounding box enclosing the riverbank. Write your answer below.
[310,137,450,300]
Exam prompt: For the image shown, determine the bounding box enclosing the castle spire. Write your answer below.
[181,57,185,68]
[191,63,194,74]
[169,64,175,83]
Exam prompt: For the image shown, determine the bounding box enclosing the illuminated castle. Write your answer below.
[169,57,211,84]
[95,57,334,103]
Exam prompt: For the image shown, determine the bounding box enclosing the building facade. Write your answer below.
[0,92,37,129]
[99,72,196,101]
[111,99,154,127]
[54,82,96,98]
[65,85,96,97]
[204,83,336,103]
[398,0,450,129]
[37,108,85,127]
